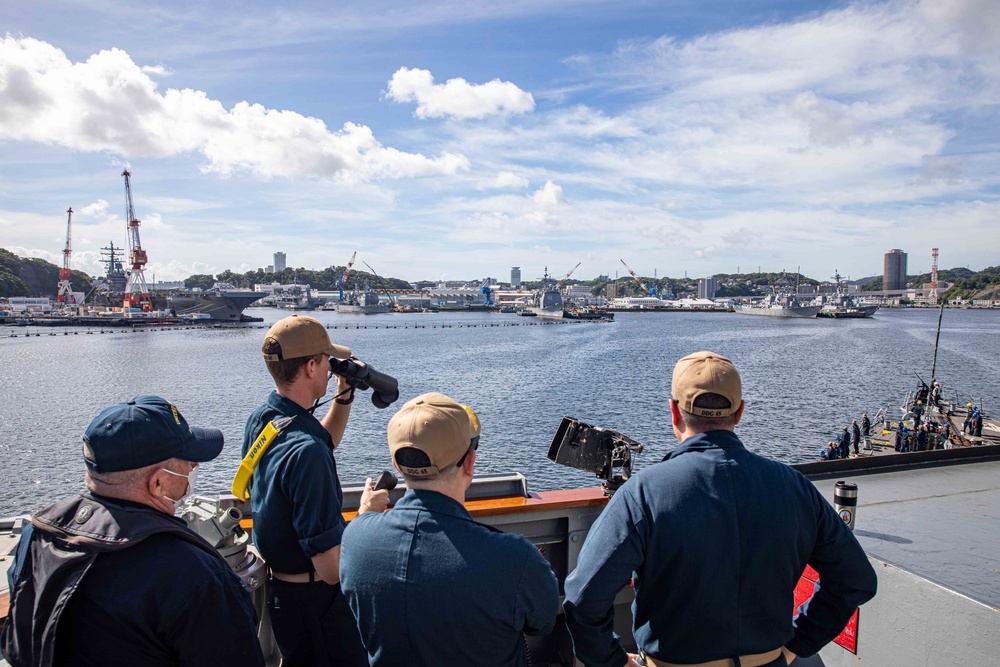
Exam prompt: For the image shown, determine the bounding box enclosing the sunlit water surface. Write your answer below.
[2,307,997,515]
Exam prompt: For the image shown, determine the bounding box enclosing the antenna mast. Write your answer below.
[930,248,939,302]
[122,170,153,312]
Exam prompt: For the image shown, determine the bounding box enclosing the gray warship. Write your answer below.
[735,293,821,318]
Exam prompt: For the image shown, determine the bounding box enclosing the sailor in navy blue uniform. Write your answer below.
[1,396,264,667]
[243,316,388,667]
[340,393,560,666]
[564,351,877,667]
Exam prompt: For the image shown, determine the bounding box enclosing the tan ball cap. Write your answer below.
[388,392,477,477]
[261,315,351,361]
[671,350,742,417]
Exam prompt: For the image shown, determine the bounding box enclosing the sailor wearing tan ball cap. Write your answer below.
[340,392,560,667]
[242,315,389,667]
[565,351,877,667]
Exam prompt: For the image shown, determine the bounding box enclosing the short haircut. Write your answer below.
[680,392,737,431]
[263,339,323,385]
[85,461,162,498]
[395,446,462,483]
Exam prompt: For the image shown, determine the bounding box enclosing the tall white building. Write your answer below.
[274,252,287,272]
[511,266,521,288]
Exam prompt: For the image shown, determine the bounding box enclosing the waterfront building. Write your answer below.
[8,297,52,313]
[884,249,907,291]
[273,252,287,272]
[511,266,521,288]
[611,296,663,309]
[698,277,719,299]
[428,286,488,308]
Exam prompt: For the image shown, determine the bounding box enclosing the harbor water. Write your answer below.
[1,307,998,516]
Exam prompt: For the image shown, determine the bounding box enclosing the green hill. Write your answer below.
[0,249,92,299]
[942,266,1000,301]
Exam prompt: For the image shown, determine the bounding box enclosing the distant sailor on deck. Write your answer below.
[339,392,560,666]
[243,315,388,667]
[820,441,838,461]
[838,425,852,459]
[851,419,861,457]
[563,351,877,667]
[0,396,264,667]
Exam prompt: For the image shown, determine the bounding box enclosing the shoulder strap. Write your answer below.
[232,415,296,500]
[6,521,34,593]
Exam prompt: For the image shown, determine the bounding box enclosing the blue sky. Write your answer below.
[1,0,998,283]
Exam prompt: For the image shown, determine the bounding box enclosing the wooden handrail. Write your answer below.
[343,486,609,522]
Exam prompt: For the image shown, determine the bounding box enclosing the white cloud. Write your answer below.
[532,180,565,208]
[76,200,112,221]
[0,37,468,181]
[141,64,171,77]
[386,66,535,120]
[482,171,529,190]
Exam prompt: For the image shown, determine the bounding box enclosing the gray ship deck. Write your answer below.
[812,461,1000,610]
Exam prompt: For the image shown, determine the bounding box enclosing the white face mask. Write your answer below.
[161,464,198,504]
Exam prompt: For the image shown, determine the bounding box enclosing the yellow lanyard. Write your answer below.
[231,415,295,501]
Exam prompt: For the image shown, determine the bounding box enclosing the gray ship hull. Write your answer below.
[818,304,880,318]
[528,290,564,319]
[333,303,391,314]
[161,291,262,321]
[735,305,821,318]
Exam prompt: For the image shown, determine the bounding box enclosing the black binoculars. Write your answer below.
[331,357,400,409]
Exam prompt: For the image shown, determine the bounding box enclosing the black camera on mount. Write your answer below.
[331,358,400,409]
[547,417,644,495]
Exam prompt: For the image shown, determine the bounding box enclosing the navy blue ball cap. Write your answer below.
[83,395,224,473]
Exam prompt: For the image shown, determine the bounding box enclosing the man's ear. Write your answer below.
[148,467,166,496]
[732,400,745,426]
[461,449,476,477]
[669,399,683,427]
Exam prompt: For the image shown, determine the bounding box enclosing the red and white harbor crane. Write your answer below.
[555,262,582,289]
[122,169,153,312]
[620,258,651,294]
[337,251,357,302]
[56,207,77,305]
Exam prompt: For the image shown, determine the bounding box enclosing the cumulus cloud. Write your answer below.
[76,200,112,221]
[0,37,468,180]
[524,180,567,227]
[480,171,528,190]
[386,66,535,120]
[532,180,565,208]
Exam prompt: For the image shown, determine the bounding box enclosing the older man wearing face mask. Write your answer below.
[0,396,264,667]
